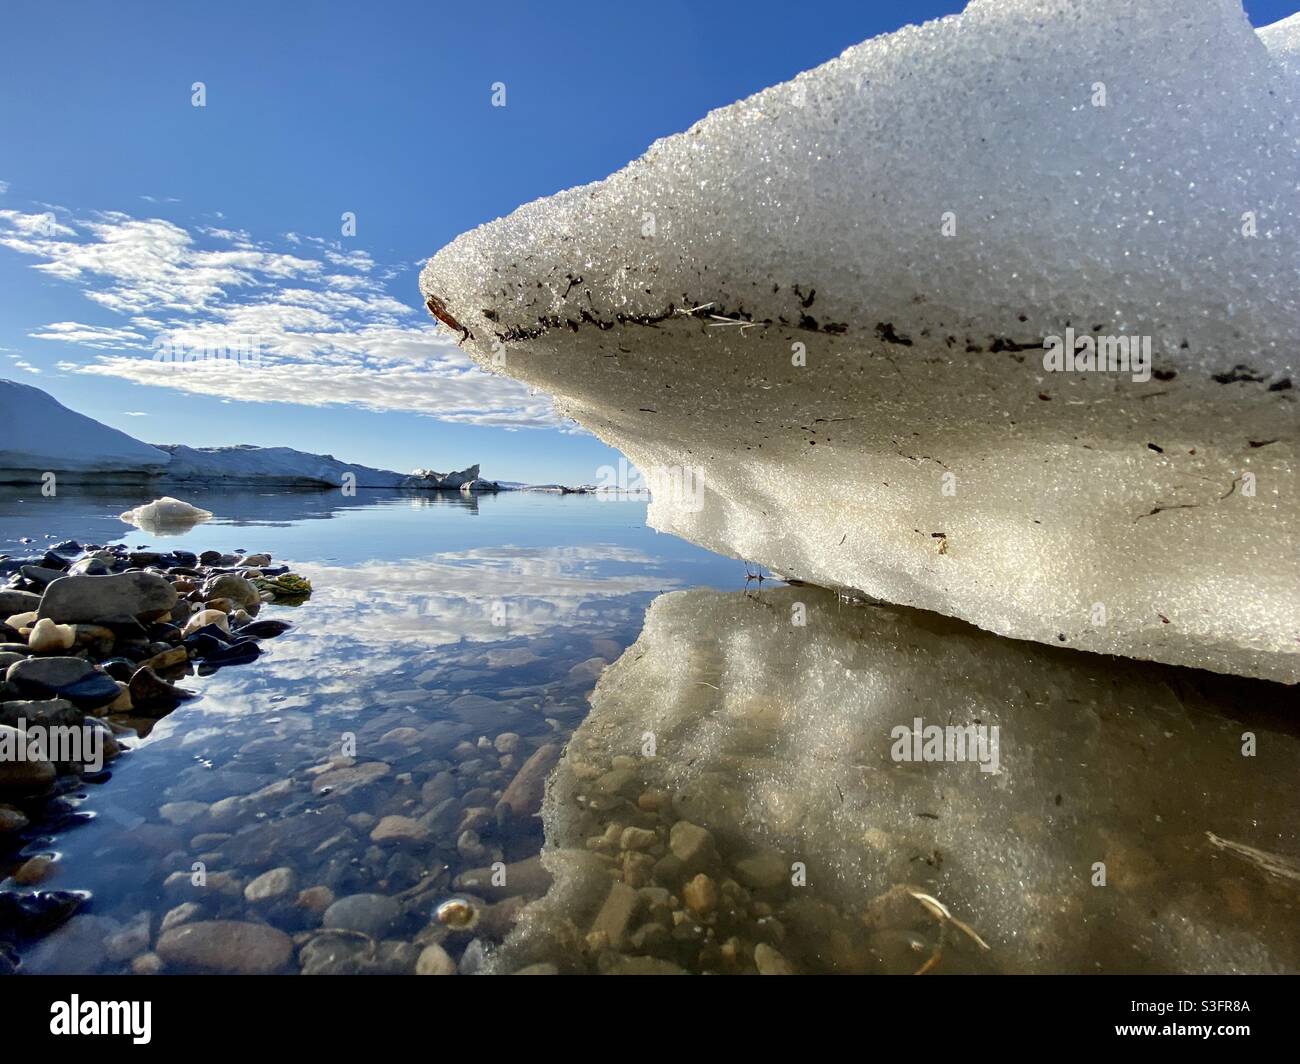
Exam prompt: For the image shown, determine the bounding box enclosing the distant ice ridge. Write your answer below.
[421,0,1300,681]
[0,381,508,491]
[154,444,408,488]
[0,379,170,482]
[160,448,504,490]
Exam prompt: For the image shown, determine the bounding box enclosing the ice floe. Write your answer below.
[118,496,214,533]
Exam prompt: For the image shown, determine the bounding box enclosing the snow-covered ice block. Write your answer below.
[421,0,1300,681]
[1259,12,1300,85]
[488,587,1300,974]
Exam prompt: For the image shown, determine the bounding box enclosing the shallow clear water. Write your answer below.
[1,487,1296,975]
[0,487,742,973]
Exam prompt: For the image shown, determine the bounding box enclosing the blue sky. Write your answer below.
[1,0,1293,483]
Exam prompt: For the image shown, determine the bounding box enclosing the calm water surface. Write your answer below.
[1,487,1296,975]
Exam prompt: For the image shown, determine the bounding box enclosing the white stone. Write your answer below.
[415,943,457,975]
[182,609,230,636]
[244,866,297,903]
[26,617,76,653]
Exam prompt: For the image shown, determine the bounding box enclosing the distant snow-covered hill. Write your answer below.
[0,379,507,491]
[154,443,407,488]
[0,378,170,483]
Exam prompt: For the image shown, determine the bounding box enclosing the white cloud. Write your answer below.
[278,545,678,653]
[0,205,564,429]
[6,354,41,374]
[27,322,148,348]
[75,353,561,427]
[0,208,76,237]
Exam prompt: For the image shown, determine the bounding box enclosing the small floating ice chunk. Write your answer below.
[119,496,214,533]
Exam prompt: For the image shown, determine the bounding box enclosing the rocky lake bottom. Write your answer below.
[0,487,1295,975]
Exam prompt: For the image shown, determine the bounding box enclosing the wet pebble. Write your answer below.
[0,804,30,833]
[156,920,293,975]
[323,893,401,937]
[131,952,164,975]
[161,902,202,932]
[734,851,788,891]
[103,912,151,962]
[683,873,719,916]
[370,815,431,845]
[244,866,297,903]
[415,942,457,975]
[296,885,335,914]
[754,942,794,975]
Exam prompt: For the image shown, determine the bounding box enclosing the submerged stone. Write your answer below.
[155,919,293,974]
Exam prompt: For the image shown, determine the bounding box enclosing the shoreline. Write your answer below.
[0,538,308,969]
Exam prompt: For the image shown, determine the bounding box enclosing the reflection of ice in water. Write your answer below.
[118,496,213,535]
[495,586,1300,974]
